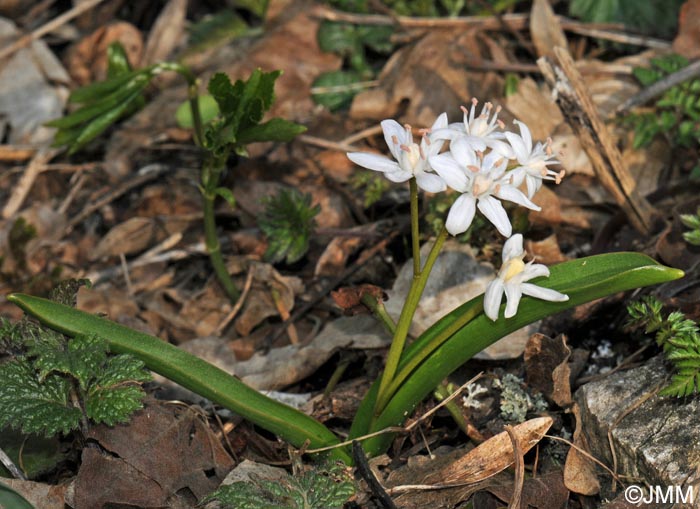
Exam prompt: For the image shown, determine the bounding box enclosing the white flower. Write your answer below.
[432,98,505,151]
[429,137,541,237]
[505,120,565,199]
[347,114,448,193]
[484,234,569,321]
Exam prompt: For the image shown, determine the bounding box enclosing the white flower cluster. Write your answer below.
[347,99,569,321]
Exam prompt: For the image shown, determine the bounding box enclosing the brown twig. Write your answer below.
[0,0,108,61]
[537,47,656,235]
[353,441,398,509]
[2,147,61,218]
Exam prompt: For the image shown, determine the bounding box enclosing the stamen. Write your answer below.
[467,165,480,173]
[471,97,478,107]
[460,105,469,114]
[497,120,505,129]
[391,135,399,145]
[399,144,411,153]
[555,170,566,184]
[494,183,501,194]
[495,105,502,113]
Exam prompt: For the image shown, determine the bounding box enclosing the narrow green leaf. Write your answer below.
[106,41,133,78]
[350,253,684,456]
[7,294,349,463]
[68,69,143,104]
[214,187,236,208]
[236,118,306,144]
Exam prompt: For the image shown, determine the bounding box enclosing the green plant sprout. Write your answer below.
[0,281,150,437]
[680,206,700,246]
[627,296,700,397]
[46,42,306,304]
[9,94,685,470]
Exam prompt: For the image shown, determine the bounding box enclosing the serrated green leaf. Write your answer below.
[86,385,146,426]
[32,335,108,389]
[355,24,394,53]
[237,118,306,145]
[0,360,80,436]
[260,189,320,264]
[214,187,236,208]
[317,21,360,53]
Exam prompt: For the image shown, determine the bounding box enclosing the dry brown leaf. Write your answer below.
[524,333,572,407]
[315,235,365,276]
[141,0,187,66]
[424,417,553,485]
[75,399,233,508]
[350,29,502,126]
[481,470,569,509]
[564,403,601,495]
[530,0,568,59]
[331,284,386,314]
[65,21,143,86]
[0,479,66,509]
[673,0,700,59]
[525,234,568,265]
[505,77,563,141]
[90,216,158,261]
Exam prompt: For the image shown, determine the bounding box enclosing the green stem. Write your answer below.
[360,293,396,336]
[156,62,204,147]
[7,294,349,463]
[372,226,448,419]
[201,154,240,303]
[409,178,420,277]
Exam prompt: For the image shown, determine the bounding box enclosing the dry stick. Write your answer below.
[544,434,623,483]
[537,47,656,235]
[64,164,170,235]
[314,6,669,49]
[352,441,398,509]
[504,425,524,509]
[215,266,255,335]
[297,134,358,153]
[0,0,108,60]
[615,58,700,116]
[2,148,60,219]
[0,445,26,480]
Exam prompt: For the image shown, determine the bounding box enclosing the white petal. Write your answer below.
[514,120,533,152]
[462,135,487,152]
[347,152,401,173]
[494,184,541,211]
[483,151,507,179]
[430,154,469,192]
[430,127,461,141]
[477,195,512,237]
[432,112,449,130]
[502,234,524,262]
[381,119,406,160]
[416,172,446,193]
[450,137,478,166]
[484,279,504,321]
[503,282,523,318]
[445,194,476,235]
[522,263,550,280]
[487,139,515,159]
[504,131,529,163]
[384,170,412,183]
[521,283,569,302]
[525,175,540,199]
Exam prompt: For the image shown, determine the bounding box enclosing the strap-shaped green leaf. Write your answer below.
[6,294,348,463]
[349,252,684,456]
[0,481,36,509]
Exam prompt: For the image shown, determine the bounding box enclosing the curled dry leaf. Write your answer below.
[331,284,386,315]
[65,21,144,85]
[423,416,553,485]
[524,333,572,407]
[90,216,159,261]
[564,403,601,495]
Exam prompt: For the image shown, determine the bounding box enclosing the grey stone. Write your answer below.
[576,356,700,500]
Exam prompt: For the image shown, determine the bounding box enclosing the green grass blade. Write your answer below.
[6,294,348,463]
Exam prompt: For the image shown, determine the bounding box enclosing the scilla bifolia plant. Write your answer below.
[46,42,306,303]
[9,101,684,463]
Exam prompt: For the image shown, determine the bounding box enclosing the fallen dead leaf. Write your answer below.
[424,417,553,485]
[482,469,569,509]
[0,479,67,509]
[524,333,572,407]
[315,235,366,276]
[90,216,159,261]
[331,284,386,314]
[530,0,568,59]
[673,0,700,59]
[65,21,143,86]
[74,399,233,508]
[525,234,568,265]
[141,0,187,66]
[564,403,601,496]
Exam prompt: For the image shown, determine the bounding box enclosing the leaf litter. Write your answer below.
[1,0,700,507]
